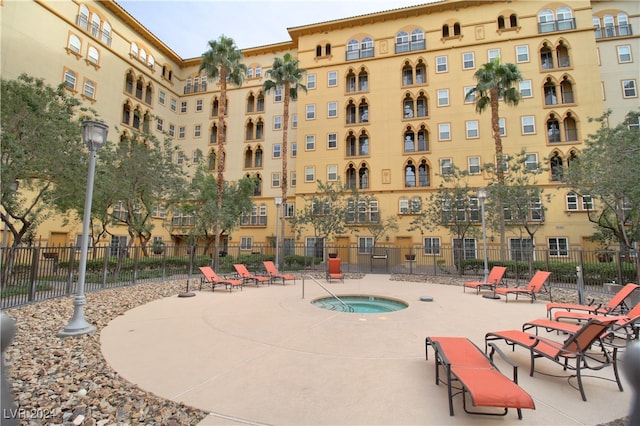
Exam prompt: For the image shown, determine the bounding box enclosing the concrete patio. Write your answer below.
[100,274,632,425]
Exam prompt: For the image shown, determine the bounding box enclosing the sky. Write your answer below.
[116,0,434,59]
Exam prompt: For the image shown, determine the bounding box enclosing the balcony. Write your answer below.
[595,24,633,39]
[539,18,576,33]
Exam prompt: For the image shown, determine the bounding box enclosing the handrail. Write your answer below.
[301,274,353,311]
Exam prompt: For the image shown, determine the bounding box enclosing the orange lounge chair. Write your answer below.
[485,318,622,401]
[327,258,344,283]
[463,266,507,295]
[546,283,638,319]
[198,266,243,292]
[263,261,296,285]
[233,264,271,286]
[425,336,535,419]
[494,271,551,303]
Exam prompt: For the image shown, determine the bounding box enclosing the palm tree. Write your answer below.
[263,53,307,267]
[466,59,523,183]
[466,59,522,259]
[199,35,246,269]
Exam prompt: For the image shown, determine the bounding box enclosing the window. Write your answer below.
[306,135,315,150]
[328,133,337,149]
[307,74,316,89]
[306,104,316,119]
[194,125,201,137]
[271,172,281,187]
[180,101,187,113]
[465,120,479,138]
[498,118,506,136]
[255,66,262,77]
[548,237,568,257]
[328,101,338,118]
[440,158,452,175]
[291,172,297,187]
[622,80,637,98]
[462,52,475,70]
[438,123,451,141]
[159,91,166,105]
[170,98,177,112]
[284,203,295,218]
[617,45,632,63]
[488,49,501,62]
[516,45,529,62]
[464,86,475,104]
[178,126,185,139]
[468,156,481,174]
[291,143,297,157]
[305,237,324,259]
[519,80,532,97]
[436,56,448,73]
[273,144,281,158]
[521,116,536,134]
[240,237,253,250]
[63,69,77,90]
[399,197,422,214]
[83,79,96,99]
[196,99,203,112]
[292,114,298,129]
[157,118,164,131]
[327,165,338,181]
[305,166,315,182]
[87,46,99,65]
[168,124,175,137]
[274,116,282,130]
[177,152,184,164]
[423,237,441,255]
[525,153,538,171]
[437,89,449,107]
[274,89,283,102]
[328,71,338,87]
[358,237,374,254]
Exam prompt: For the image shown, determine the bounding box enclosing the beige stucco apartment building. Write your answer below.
[1,0,638,258]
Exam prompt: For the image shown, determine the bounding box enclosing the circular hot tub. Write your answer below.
[312,295,408,313]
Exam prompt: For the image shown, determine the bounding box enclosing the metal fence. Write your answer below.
[1,243,637,309]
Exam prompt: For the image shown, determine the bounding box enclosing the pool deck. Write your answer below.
[100,274,633,425]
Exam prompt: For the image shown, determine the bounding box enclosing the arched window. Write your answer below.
[256,119,264,139]
[547,115,561,143]
[90,13,101,37]
[78,5,89,30]
[442,25,450,38]
[63,68,77,90]
[361,37,373,58]
[68,34,81,54]
[148,55,155,68]
[403,95,414,118]
[567,150,578,168]
[121,102,131,125]
[256,93,265,111]
[254,174,262,196]
[346,70,356,92]
[550,152,563,181]
[540,43,554,69]
[618,13,630,36]
[358,68,368,91]
[131,42,138,57]
[247,92,256,112]
[316,45,322,57]
[325,43,331,55]
[347,39,359,60]
[418,160,429,186]
[396,31,409,53]
[544,78,558,105]
[135,77,144,99]
[246,119,254,140]
[244,147,253,168]
[498,16,506,30]
[144,83,153,104]
[411,29,425,50]
[346,133,356,157]
[538,9,555,33]
[405,160,416,187]
[556,41,570,67]
[210,124,218,144]
[416,92,428,117]
[563,112,578,142]
[560,76,574,103]
[359,163,369,189]
[415,60,426,84]
[254,147,263,168]
[140,49,147,63]
[346,164,356,189]
[132,107,141,129]
[358,132,369,155]
[404,128,415,153]
[143,112,151,133]
[346,100,356,124]
[358,99,369,122]
[87,46,99,65]
[417,126,429,151]
[208,151,216,170]
[453,23,461,36]
[402,62,413,86]
[510,14,518,28]
[212,98,219,116]
[125,70,134,94]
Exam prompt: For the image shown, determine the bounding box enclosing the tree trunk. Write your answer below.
[279,83,290,270]
[490,88,507,260]
[214,71,227,270]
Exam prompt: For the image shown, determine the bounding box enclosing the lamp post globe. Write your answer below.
[59,121,108,337]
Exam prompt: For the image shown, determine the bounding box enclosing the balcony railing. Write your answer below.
[539,18,576,33]
[595,24,633,39]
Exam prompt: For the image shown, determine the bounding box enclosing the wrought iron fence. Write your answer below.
[1,243,636,309]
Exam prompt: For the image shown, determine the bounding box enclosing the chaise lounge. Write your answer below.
[493,271,552,303]
[425,336,535,419]
[198,266,243,292]
[546,283,638,319]
[463,266,507,295]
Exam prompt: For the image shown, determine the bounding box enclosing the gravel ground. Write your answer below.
[1,275,631,425]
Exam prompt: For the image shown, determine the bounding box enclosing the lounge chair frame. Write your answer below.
[463,266,507,295]
[494,271,552,303]
[485,318,622,401]
[198,266,243,292]
[425,336,535,419]
[326,258,344,283]
[546,283,638,319]
[233,264,271,286]
[263,261,296,285]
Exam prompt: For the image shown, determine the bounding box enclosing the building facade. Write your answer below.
[1,0,638,259]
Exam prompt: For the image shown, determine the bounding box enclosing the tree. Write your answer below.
[485,150,551,271]
[362,215,399,249]
[565,110,640,281]
[409,166,481,274]
[182,164,255,256]
[263,53,307,258]
[466,59,523,257]
[199,35,247,269]
[290,181,354,257]
[1,74,88,248]
[95,132,187,256]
